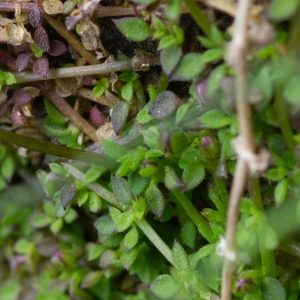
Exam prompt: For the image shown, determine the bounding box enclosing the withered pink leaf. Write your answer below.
[34,26,50,52]
[82,0,99,15]
[15,52,33,72]
[90,105,105,126]
[0,99,12,117]
[48,40,67,56]
[14,42,31,52]
[65,14,82,31]
[11,105,25,126]
[11,89,32,105]
[82,75,96,86]
[33,55,49,78]
[29,5,42,28]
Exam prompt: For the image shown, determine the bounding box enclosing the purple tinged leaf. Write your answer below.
[14,43,31,52]
[150,91,182,119]
[60,184,76,210]
[111,101,130,135]
[11,105,25,125]
[33,55,49,78]
[34,26,50,52]
[15,52,33,72]
[195,79,208,103]
[90,105,105,126]
[11,89,32,105]
[48,40,68,56]
[29,5,42,28]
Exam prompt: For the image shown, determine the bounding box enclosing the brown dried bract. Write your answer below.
[79,17,101,51]
[42,0,63,15]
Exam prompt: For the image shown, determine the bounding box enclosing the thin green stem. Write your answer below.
[275,87,296,151]
[135,218,174,265]
[63,163,174,265]
[184,0,212,39]
[171,189,213,242]
[287,7,300,52]
[0,129,113,168]
[212,174,229,211]
[249,177,276,278]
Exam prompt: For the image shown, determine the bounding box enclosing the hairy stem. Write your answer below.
[0,129,112,167]
[44,15,98,65]
[222,0,253,299]
[275,87,296,151]
[63,163,174,265]
[46,90,98,142]
[171,189,213,243]
[11,56,159,84]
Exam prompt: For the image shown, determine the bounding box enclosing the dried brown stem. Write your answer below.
[46,90,98,142]
[221,0,254,299]
[44,15,98,65]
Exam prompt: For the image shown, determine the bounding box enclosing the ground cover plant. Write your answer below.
[1,0,300,299]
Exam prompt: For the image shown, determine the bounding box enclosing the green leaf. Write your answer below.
[115,211,136,232]
[179,147,200,168]
[76,190,89,207]
[198,36,216,48]
[181,220,196,249]
[81,271,103,289]
[109,207,122,223]
[4,72,16,85]
[88,191,102,213]
[112,177,132,204]
[143,126,160,148]
[145,183,165,218]
[102,138,127,160]
[111,101,130,134]
[261,277,286,300]
[172,240,191,271]
[86,244,105,261]
[139,164,159,177]
[150,275,181,299]
[210,25,225,45]
[203,48,224,63]
[166,0,181,21]
[14,239,34,255]
[1,153,14,181]
[182,163,205,191]
[120,245,139,269]
[124,225,139,251]
[274,178,288,206]
[121,81,134,101]
[0,281,21,300]
[160,46,182,76]
[158,35,178,50]
[83,167,102,184]
[30,43,43,57]
[164,166,183,190]
[50,218,63,234]
[30,212,53,228]
[92,83,106,98]
[171,53,205,81]
[283,75,300,106]
[94,215,116,235]
[269,0,299,21]
[44,98,69,124]
[113,17,153,42]
[199,109,232,128]
[207,64,227,98]
[128,171,149,195]
[64,208,78,223]
[176,102,191,124]
[49,163,68,176]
